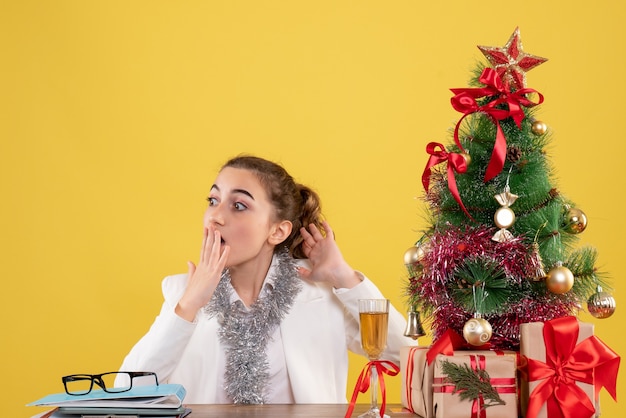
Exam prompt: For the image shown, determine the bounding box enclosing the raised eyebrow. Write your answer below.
[209,185,254,200]
[232,188,255,200]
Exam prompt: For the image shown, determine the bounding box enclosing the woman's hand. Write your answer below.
[175,225,230,321]
[298,220,361,289]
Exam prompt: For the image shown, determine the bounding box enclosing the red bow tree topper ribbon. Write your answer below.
[450,67,544,182]
[525,316,621,418]
[422,142,473,220]
[344,360,400,418]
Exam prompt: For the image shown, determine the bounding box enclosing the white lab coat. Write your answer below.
[117,259,414,403]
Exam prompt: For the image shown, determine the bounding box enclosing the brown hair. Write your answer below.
[221,155,324,259]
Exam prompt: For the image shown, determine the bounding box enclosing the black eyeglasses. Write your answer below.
[62,371,159,396]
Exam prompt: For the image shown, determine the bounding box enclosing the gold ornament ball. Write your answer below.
[588,290,616,319]
[531,120,548,135]
[462,317,493,346]
[404,245,426,266]
[494,207,516,229]
[563,207,588,234]
[545,265,574,294]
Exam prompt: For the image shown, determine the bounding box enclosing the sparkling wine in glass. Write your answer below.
[358,299,390,418]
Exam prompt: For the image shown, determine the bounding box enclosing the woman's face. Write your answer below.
[203,167,290,268]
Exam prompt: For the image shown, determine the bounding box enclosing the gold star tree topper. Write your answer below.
[478,27,547,90]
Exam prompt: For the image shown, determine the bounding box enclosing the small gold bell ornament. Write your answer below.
[403,305,426,340]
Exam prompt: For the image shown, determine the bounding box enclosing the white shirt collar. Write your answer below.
[227,253,280,310]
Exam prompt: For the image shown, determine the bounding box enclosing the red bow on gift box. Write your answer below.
[525,316,620,418]
[426,329,491,365]
[450,67,543,182]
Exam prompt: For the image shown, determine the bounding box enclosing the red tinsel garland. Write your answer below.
[412,225,578,349]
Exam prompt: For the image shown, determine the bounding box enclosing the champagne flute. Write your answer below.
[358,299,390,418]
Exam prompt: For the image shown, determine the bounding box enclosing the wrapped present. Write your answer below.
[520,316,620,418]
[402,329,521,418]
[401,346,435,417]
[400,331,471,418]
[432,351,518,418]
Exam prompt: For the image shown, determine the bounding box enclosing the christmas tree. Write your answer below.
[404,27,616,350]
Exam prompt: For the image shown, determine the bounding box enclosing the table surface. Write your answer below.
[184,403,413,417]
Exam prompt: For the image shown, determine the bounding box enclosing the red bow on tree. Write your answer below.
[422,142,473,220]
[450,67,544,182]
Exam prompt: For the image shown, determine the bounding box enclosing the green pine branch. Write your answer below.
[440,359,506,409]
[567,246,612,296]
[450,257,512,315]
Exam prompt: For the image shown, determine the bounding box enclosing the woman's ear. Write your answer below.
[269,220,293,245]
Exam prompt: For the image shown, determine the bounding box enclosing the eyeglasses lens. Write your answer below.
[100,372,130,393]
[64,375,93,395]
[65,372,131,395]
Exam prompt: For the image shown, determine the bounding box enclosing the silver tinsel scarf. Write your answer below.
[204,249,302,404]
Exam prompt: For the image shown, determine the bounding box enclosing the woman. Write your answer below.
[116,155,412,404]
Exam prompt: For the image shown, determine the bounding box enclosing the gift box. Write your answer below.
[400,347,519,418]
[520,316,620,418]
[400,330,482,417]
[401,346,435,418]
[432,351,518,418]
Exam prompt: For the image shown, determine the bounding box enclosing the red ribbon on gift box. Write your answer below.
[434,354,516,418]
[450,67,543,182]
[426,329,491,365]
[525,316,620,418]
[404,347,420,413]
[345,360,400,418]
[422,142,473,220]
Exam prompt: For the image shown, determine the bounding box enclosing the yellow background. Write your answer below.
[2,1,624,417]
